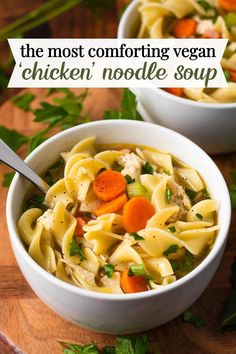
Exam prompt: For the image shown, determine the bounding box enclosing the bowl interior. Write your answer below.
[7,120,231,298]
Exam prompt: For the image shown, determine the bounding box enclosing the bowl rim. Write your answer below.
[6,120,232,301]
[118,0,236,109]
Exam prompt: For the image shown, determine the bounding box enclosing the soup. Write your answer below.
[18,136,219,294]
[137,0,236,103]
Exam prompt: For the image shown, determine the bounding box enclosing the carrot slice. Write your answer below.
[121,269,148,293]
[123,196,155,233]
[172,18,197,38]
[164,88,183,97]
[202,30,221,38]
[93,170,127,202]
[228,69,236,82]
[74,218,86,236]
[219,0,236,11]
[94,193,128,217]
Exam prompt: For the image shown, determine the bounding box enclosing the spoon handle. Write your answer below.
[0,139,49,194]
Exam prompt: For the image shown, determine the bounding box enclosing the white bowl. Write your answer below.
[118,0,236,155]
[6,120,231,334]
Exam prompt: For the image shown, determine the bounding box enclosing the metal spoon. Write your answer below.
[0,139,50,194]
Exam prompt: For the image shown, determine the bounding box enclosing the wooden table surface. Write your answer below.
[0,1,236,353]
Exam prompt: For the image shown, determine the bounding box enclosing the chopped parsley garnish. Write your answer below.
[70,236,86,261]
[202,188,211,199]
[183,251,195,272]
[224,70,232,82]
[24,194,46,211]
[196,213,203,220]
[170,260,179,272]
[163,244,179,257]
[197,0,215,12]
[104,264,115,278]
[82,211,93,218]
[112,162,123,172]
[185,188,197,201]
[130,232,144,240]
[183,310,205,328]
[125,175,135,184]
[141,162,154,175]
[168,226,176,233]
[165,187,172,204]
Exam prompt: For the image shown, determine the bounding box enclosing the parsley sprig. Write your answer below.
[1,88,143,187]
[60,335,157,354]
[104,89,143,121]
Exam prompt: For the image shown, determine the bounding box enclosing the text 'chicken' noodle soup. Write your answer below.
[18,136,219,294]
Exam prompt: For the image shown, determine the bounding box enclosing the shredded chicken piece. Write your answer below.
[117,152,145,181]
[168,179,192,222]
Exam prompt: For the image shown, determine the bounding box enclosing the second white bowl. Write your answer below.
[118,0,236,154]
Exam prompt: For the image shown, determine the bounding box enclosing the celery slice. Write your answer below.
[127,182,147,198]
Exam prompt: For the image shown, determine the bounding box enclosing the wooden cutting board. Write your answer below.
[0,88,236,354]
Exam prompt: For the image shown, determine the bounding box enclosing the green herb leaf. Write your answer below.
[11,93,35,111]
[104,264,115,278]
[24,194,45,211]
[168,226,176,233]
[104,89,143,121]
[82,212,93,218]
[224,70,232,82]
[183,310,205,328]
[2,172,15,187]
[141,162,153,175]
[125,175,135,184]
[197,0,215,11]
[103,346,116,354]
[185,188,197,201]
[112,162,123,172]
[70,236,86,261]
[0,126,28,152]
[202,188,211,199]
[196,213,203,220]
[130,232,144,241]
[115,336,134,354]
[183,251,195,272]
[61,341,99,354]
[170,260,179,272]
[134,335,148,354]
[163,244,179,256]
[165,188,172,204]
